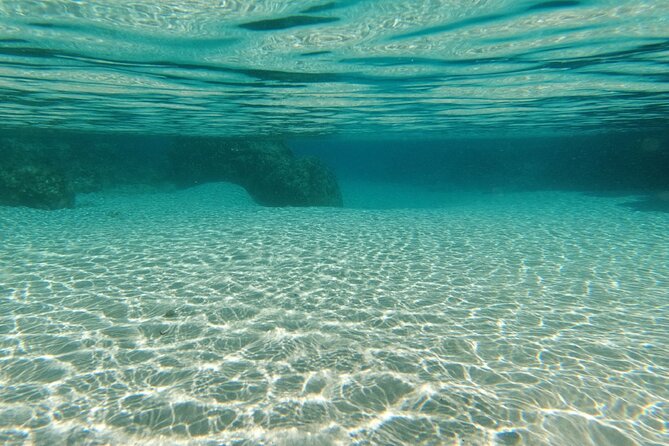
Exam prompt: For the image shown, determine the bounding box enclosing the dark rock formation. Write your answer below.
[0,139,75,210]
[0,164,74,210]
[60,139,169,193]
[169,138,342,207]
[0,133,342,209]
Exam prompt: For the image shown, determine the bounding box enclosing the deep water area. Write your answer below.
[1,1,669,445]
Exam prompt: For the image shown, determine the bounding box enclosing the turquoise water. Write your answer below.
[0,0,668,136]
[1,185,668,445]
[1,1,669,445]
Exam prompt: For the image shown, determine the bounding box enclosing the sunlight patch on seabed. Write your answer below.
[0,187,667,444]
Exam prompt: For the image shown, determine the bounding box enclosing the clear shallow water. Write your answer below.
[1,1,668,445]
[0,184,667,445]
[0,0,668,137]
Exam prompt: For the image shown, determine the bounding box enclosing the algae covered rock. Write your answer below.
[63,141,169,193]
[0,134,342,209]
[0,163,74,210]
[169,138,342,207]
[0,139,75,210]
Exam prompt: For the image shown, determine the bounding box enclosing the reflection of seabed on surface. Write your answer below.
[0,185,667,445]
[0,2,667,137]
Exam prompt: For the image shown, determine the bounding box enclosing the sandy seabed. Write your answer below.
[0,183,667,446]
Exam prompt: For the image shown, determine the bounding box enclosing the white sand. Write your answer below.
[0,183,667,445]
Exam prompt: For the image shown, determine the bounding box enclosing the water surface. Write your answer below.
[0,0,667,136]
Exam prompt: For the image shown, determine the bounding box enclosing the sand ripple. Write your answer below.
[0,186,667,445]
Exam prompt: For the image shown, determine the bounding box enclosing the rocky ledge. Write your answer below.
[0,135,342,210]
[169,138,342,207]
[0,140,75,210]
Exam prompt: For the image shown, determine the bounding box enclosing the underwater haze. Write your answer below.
[0,1,668,446]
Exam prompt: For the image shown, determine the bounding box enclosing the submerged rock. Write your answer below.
[169,138,342,207]
[0,134,342,209]
[64,141,169,193]
[0,140,74,210]
[0,164,74,210]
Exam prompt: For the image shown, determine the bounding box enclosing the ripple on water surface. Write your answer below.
[0,1,667,136]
